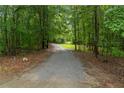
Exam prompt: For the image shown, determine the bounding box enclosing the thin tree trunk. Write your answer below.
[74,6,77,51]
[94,6,99,58]
[4,7,8,55]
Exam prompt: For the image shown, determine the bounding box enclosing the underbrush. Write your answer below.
[0,45,53,84]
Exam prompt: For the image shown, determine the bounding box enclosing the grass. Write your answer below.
[112,47,124,57]
[59,43,75,50]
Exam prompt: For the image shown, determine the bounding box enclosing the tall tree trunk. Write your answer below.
[46,6,49,48]
[94,6,99,58]
[10,8,17,56]
[74,6,77,51]
[37,6,44,49]
[42,6,45,49]
[4,7,8,55]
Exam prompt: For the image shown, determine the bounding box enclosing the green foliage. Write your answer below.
[0,6,49,55]
[48,6,74,43]
[0,5,123,58]
[104,6,124,32]
[112,47,124,57]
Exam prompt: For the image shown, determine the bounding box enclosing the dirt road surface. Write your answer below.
[0,44,99,88]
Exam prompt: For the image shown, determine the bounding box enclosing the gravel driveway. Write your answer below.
[0,44,98,88]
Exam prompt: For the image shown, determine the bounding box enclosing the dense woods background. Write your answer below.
[0,5,124,59]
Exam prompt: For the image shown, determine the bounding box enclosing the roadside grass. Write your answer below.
[59,43,75,50]
[59,43,124,57]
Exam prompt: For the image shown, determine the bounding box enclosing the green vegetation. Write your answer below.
[0,6,49,55]
[59,43,75,50]
[112,48,124,57]
[0,5,123,59]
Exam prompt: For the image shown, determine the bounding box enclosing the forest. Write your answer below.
[0,5,124,59]
[0,5,124,88]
